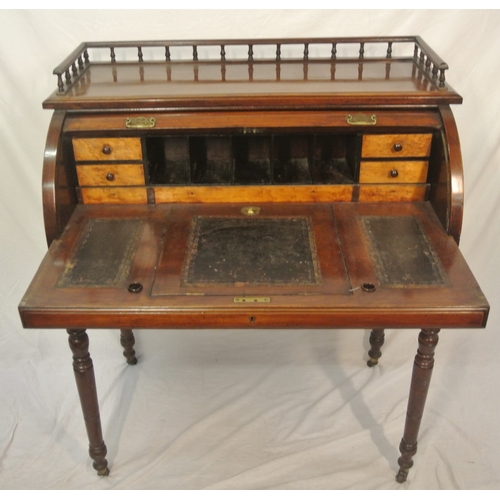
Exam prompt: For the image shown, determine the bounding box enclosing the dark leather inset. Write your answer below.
[58,219,144,287]
[182,216,322,286]
[361,215,447,287]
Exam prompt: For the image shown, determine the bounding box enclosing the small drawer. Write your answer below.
[80,187,148,204]
[73,137,142,161]
[362,134,432,158]
[77,164,145,186]
[359,161,428,184]
[358,185,427,202]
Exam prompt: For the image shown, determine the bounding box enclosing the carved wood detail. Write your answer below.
[119,329,138,365]
[367,328,385,367]
[396,328,440,483]
[67,329,109,476]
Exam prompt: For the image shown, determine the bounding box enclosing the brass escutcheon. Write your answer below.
[125,117,156,129]
[234,297,270,303]
[241,206,261,216]
[346,113,377,125]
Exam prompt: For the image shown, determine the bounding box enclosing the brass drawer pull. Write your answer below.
[346,113,377,125]
[125,117,156,129]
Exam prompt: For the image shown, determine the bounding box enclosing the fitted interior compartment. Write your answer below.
[147,133,356,186]
[233,135,272,184]
[191,136,234,184]
[311,134,357,184]
[272,135,312,184]
[156,136,191,185]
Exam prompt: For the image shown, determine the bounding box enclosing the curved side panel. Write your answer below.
[42,110,78,246]
[428,106,464,245]
[440,105,464,245]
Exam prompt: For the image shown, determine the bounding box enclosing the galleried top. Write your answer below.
[43,36,462,110]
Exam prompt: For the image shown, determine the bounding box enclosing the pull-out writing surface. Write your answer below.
[19,202,488,330]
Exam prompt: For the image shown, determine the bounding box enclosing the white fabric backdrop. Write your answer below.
[1,9,499,490]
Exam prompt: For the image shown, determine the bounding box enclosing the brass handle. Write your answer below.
[106,173,115,181]
[125,117,156,129]
[346,113,377,125]
[393,143,403,152]
[102,145,112,155]
[390,169,399,178]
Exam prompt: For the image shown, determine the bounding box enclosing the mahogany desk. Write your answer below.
[19,37,489,483]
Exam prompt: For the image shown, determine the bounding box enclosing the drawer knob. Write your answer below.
[390,169,399,178]
[106,173,115,181]
[102,145,112,155]
[393,143,403,152]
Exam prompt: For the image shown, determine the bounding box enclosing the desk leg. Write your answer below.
[120,328,138,365]
[67,329,109,476]
[367,328,385,367]
[396,328,439,483]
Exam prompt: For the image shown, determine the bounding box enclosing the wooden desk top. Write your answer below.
[19,201,488,331]
[43,36,462,110]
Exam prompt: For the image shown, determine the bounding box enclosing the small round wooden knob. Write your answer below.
[390,169,399,178]
[393,143,403,152]
[102,144,112,155]
[106,173,115,181]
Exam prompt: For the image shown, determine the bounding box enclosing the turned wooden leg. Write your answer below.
[120,328,138,365]
[396,328,440,483]
[67,329,109,476]
[367,328,385,367]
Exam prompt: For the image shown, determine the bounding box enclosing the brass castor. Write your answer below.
[396,468,408,483]
[97,466,110,477]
